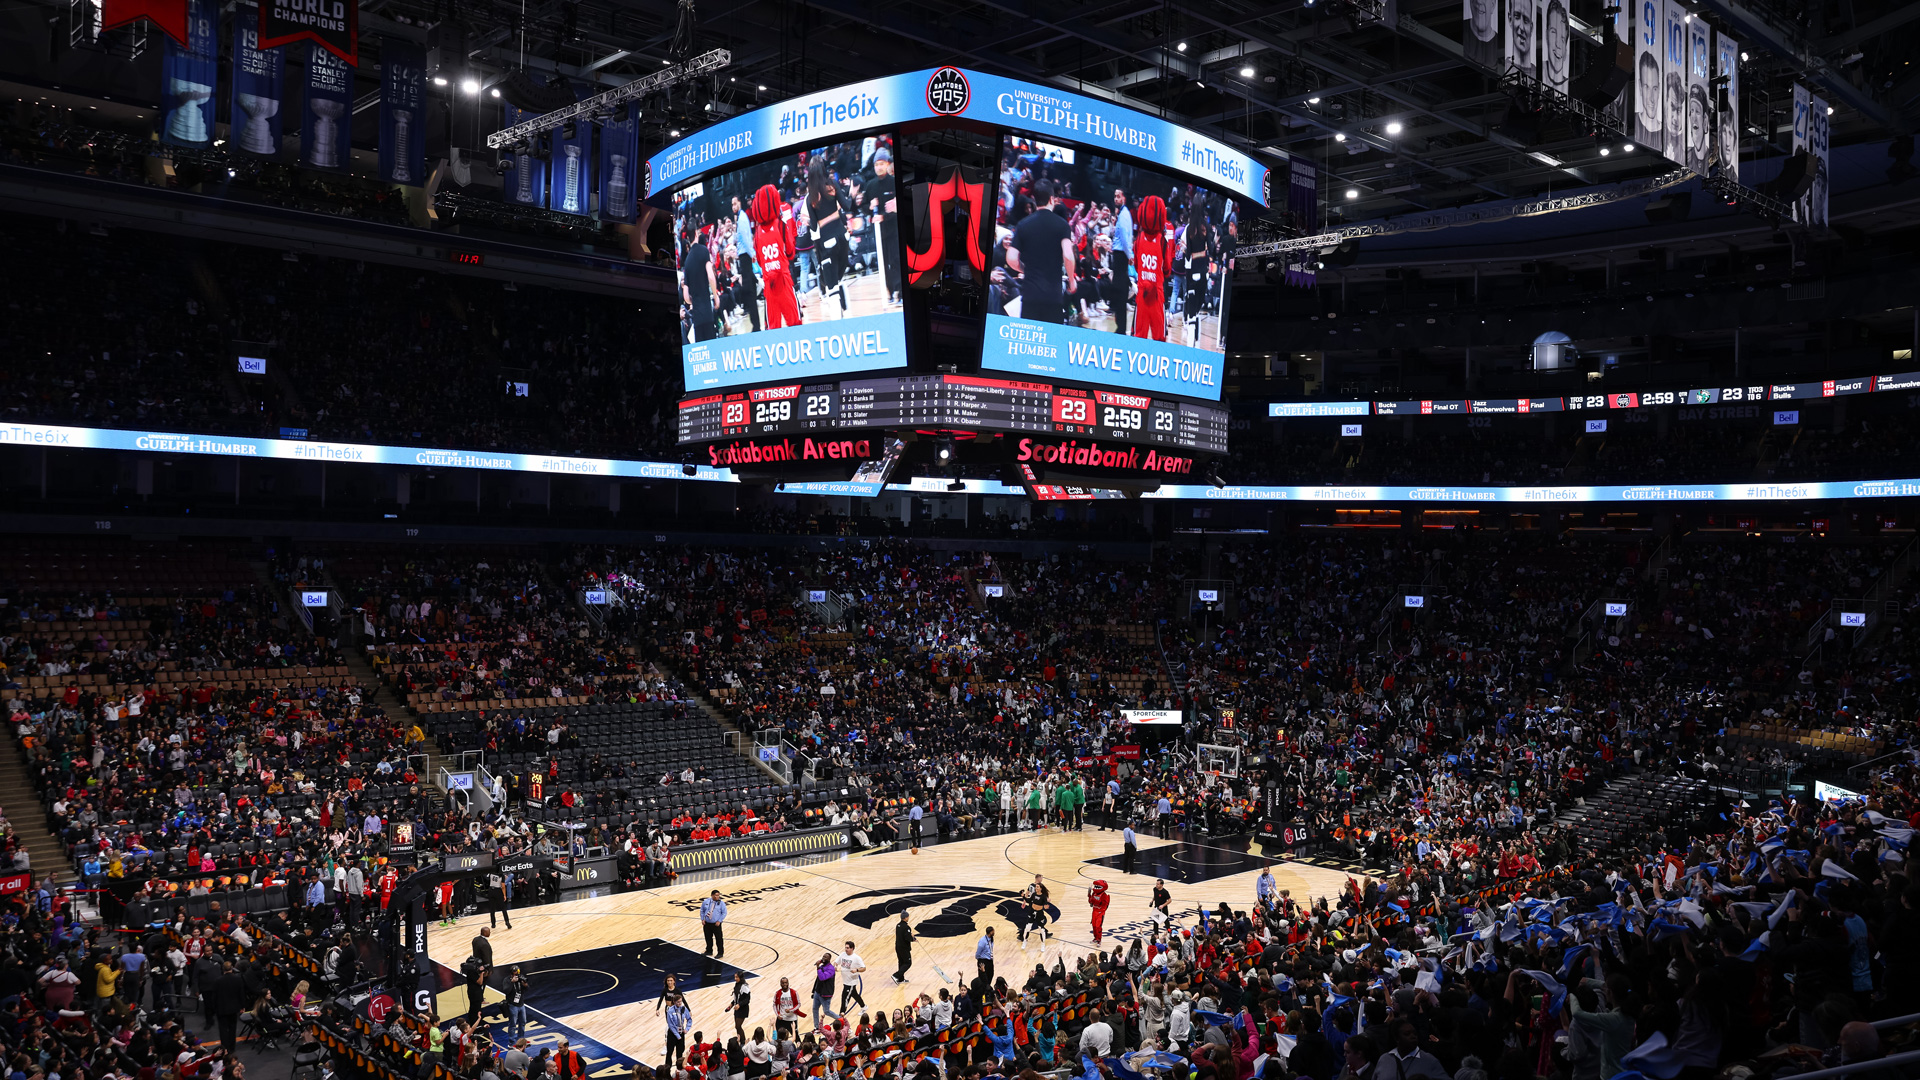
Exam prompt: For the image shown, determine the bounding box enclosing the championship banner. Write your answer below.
[301,42,353,171]
[1661,0,1687,163]
[547,93,593,216]
[103,0,186,47]
[1631,0,1662,154]
[229,5,284,157]
[1685,13,1711,173]
[159,0,217,148]
[502,104,547,208]
[1791,83,1810,221]
[1714,31,1740,181]
[597,102,640,223]
[259,0,356,67]
[1462,0,1501,71]
[378,39,425,185]
[1285,158,1317,288]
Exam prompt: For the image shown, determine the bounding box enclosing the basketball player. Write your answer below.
[1130,196,1171,342]
[1183,228,1211,347]
[1087,881,1112,945]
[748,185,800,330]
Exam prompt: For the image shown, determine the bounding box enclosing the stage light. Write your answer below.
[1621,143,1635,152]
[1176,41,1187,51]
[937,439,955,462]
[1599,146,1611,156]
[1385,121,1403,135]
[1240,65,1255,77]
[1308,96,1321,104]
[461,79,481,95]
[1826,105,1834,115]
[1345,188,1359,199]
[1333,132,1346,142]
[757,84,767,90]
[1739,51,1748,61]
[433,77,449,87]
[947,480,966,492]
[491,89,500,98]
[681,464,697,476]
[1204,463,1226,489]
[669,128,681,136]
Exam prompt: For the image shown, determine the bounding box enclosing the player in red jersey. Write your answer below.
[1130,195,1170,342]
[749,184,801,330]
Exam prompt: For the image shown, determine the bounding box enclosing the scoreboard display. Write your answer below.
[678,374,1229,456]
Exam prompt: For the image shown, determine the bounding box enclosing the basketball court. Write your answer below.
[424,828,1358,1069]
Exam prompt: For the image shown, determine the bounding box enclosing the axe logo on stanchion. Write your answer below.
[903,164,993,288]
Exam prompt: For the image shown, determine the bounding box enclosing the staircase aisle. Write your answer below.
[0,743,67,882]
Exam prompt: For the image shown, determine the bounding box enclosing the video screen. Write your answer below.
[673,135,907,392]
[983,134,1236,401]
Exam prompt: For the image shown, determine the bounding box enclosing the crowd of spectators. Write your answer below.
[0,212,684,459]
[1,527,1919,1080]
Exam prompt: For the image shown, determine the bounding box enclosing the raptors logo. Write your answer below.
[840,886,1060,937]
[925,67,971,116]
[903,163,993,288]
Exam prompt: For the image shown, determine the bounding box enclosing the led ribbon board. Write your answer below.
[647,67,1271,207]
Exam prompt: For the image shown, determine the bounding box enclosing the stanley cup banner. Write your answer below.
[1714,31,1741,182]
[159,0,217,148]
[502,104,547,207]
[259,0,357,66]
[1631,0,1661,153]
[1685,13,1711,173]
[598,102,640,223]
[378,39,425,185]
[229,5,284,157]
[302,42,353,171]
[1661,0,1687,164]
[548,90,593,216]
[1462,0,1501,71]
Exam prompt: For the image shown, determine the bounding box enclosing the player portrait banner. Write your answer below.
[502,104,547,208]
[598,103,640,223]
[1542,0,1569,95]
[259,0,356,66]
[1807,93,1830,227]
[159,0,217,148]
[1685,13,1711,173]
[647,67,1271,207]
[378,39,424,185]
[1506,0,1536,80]
[1661,0,1687,164]
[1714,32,1740,181]
[548,91,593,216]
[1631,0,1661,154]
[1462,0,1501,71]
[229,6,284,157]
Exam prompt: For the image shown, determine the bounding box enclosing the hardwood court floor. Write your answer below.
[429,827,1358,1065]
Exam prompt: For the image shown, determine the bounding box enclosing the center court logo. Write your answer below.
[926,67,971,115]
[840,886,1059,937]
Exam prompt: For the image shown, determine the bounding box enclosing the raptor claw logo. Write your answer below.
[840,887,1061,937]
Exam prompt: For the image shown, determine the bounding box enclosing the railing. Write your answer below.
[1643,534,1673,584]
[1568,597,1632,667]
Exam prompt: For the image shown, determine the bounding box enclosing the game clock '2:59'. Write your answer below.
[1050,388,1176,435]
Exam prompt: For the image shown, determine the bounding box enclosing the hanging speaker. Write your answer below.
[1760,150,1816,201]
[1572,37,1632,109]
[1644,192,1692,223]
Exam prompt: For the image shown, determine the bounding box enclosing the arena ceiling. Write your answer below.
[353,0,1918,219]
